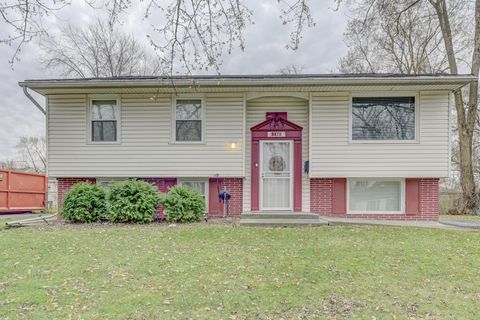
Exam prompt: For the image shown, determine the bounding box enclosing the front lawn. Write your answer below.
[1,224,479,319]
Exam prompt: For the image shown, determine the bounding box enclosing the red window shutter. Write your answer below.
[163,178,177,192]
[332,178,347,214]
[405,178,420,215]
[208,178,223,215]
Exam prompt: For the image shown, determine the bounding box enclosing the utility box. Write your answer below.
[0,169,47,213]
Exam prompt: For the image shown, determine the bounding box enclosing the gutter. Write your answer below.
[18,75,477,90]
[22,86,46,115]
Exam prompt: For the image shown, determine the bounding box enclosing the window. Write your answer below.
[90,99,120,142]
[178,179,208,211]
[351,96,416,141]
[97,178,124,189]
[348,179,404,213]
[175,99,203,142]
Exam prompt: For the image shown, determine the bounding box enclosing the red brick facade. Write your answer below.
[139,178,176,218]
[418,178,440,220]
[57,178,97,207]
[58,176,438,221]
[310,178,439,221]
[310,178,333,215]
[208,178,243,217]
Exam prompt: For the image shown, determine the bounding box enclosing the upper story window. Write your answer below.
[90,99,120,143]
[351,96,416,141]
[175,99,203,142]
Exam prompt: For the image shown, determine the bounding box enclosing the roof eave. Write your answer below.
[18,75,476,93]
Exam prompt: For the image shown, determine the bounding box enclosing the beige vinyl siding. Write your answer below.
[309,91,450,178]
[243,96,310,212]
[47,93,244,177]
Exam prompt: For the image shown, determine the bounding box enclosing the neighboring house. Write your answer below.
[20,74,474,221]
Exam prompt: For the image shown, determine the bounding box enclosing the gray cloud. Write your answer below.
[0,0,348,160]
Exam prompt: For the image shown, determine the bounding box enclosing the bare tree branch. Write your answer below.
[278,63,305,74]
[279,0,314,50]
[40,19,163,77]
[1,1,316,73]
[15,136,46,173]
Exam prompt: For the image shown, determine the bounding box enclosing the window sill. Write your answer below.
[87,141,121,145]
[348,140,419,144]
[169,141,206,145]
[347,211,404,215]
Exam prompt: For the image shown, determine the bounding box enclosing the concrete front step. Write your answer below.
[240,218,328,227]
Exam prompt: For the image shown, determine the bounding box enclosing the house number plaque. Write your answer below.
[267,131,286,137]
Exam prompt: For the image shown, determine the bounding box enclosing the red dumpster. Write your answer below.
[0,169,47,213]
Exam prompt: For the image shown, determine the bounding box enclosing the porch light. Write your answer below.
[228,142,239,150]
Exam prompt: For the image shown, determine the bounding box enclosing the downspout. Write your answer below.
[22,86,46,115]
[22,85,49,211]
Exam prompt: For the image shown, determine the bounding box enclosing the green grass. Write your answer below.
[1,224,480,319]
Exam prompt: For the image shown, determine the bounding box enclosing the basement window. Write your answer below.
[178,178,208,212]
[348,179,404,214]
[96,178,125,189]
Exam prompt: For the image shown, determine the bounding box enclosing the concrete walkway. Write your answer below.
[323,217,478,231]
[0,213,43,220]
[439,219,480,230]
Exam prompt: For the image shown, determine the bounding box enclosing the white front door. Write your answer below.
[260,140,293,211]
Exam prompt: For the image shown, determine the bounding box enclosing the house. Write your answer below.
[19,74,475,221]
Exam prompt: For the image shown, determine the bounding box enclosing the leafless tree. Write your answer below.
[337,1,459,74]
[279,64,305,74]
[40,19,163,78]
[145,0,252,74]
[0,159,21,170]
[1,0,314,73]
[0,0,128,64]
[15,136,46,173]
[337,0,479,213]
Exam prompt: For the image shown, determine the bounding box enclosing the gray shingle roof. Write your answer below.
[21,73,474,82]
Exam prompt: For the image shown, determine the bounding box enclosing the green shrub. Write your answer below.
[61,182,108,223]
[160,185,206,223]
[108,179,161,223]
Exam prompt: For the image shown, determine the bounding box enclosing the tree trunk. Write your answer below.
[458,120,477,213]
[431,0,480,213]
[461,0,480,213]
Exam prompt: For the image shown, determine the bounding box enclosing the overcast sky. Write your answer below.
[0,1,348,161]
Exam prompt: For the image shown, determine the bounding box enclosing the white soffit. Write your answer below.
[19,74,476,95]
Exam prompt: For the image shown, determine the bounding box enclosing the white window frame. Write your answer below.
[178,178,209,212]
[347,178,405,214]
[172,95,206,144]
[87,95,121,144]
[348,91,420,144]
[96,177,126,188]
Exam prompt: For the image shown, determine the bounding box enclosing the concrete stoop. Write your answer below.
[240,212,328,227]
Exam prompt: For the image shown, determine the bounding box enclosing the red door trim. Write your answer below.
[250,113,303,212]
